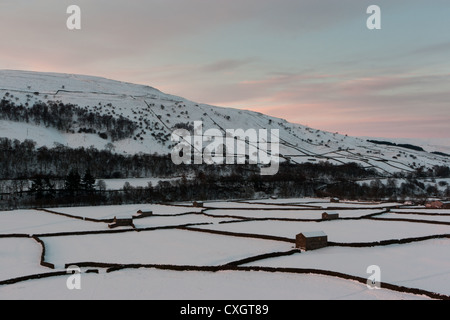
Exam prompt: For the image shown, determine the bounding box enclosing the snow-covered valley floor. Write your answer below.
[0,198,449,300]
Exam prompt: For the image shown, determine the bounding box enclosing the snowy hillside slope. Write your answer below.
[0,70,448,174]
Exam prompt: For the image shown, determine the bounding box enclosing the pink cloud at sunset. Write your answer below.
[1,0,449,141]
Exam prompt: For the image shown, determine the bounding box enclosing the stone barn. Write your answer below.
[133,210,153,219]
[193,201,204,208]
[108,217,135,229]
[322,212,339,221]
[296,231,328,251]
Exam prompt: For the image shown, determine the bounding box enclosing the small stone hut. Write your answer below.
[108,217,135,229]
[322,212,339,220]
[193,201,204,208]
[133,210,153,219]
[296,231,328,251]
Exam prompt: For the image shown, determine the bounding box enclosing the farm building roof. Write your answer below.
[301,231,327,238]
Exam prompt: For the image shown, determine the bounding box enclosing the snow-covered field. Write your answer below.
[0,269,429,300]
[305,202,402,209]
[202,201,309,210]
[377,212,450,223]
[203,208,385,220]
[392,208,450,215]
[42,229,289,268]
[0,209,108,235]
[52,204,204,220]
[246,238,450,296]
[0,238,51,282]
[0,198,449,300]
[194,219,450,243]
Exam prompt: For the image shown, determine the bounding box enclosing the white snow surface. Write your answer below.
[132,214,237,229]
[51,204,204,220]
[194,219,450,243]
[204,208,384,219]
[377,212,450,223]
[42,229,289,268]
[0,268,430,300]
[392,209,450,215]
[246,238,450,296]
[0,199,448,300]
[0,209,107,235]
[0,238,51,282]
[202,201,308,209]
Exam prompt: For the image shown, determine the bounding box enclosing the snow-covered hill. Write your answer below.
[0,70,448,175]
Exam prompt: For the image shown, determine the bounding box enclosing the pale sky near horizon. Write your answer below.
[0,0,449,139]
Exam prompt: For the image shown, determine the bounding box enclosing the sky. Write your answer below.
[0,0,449,140]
